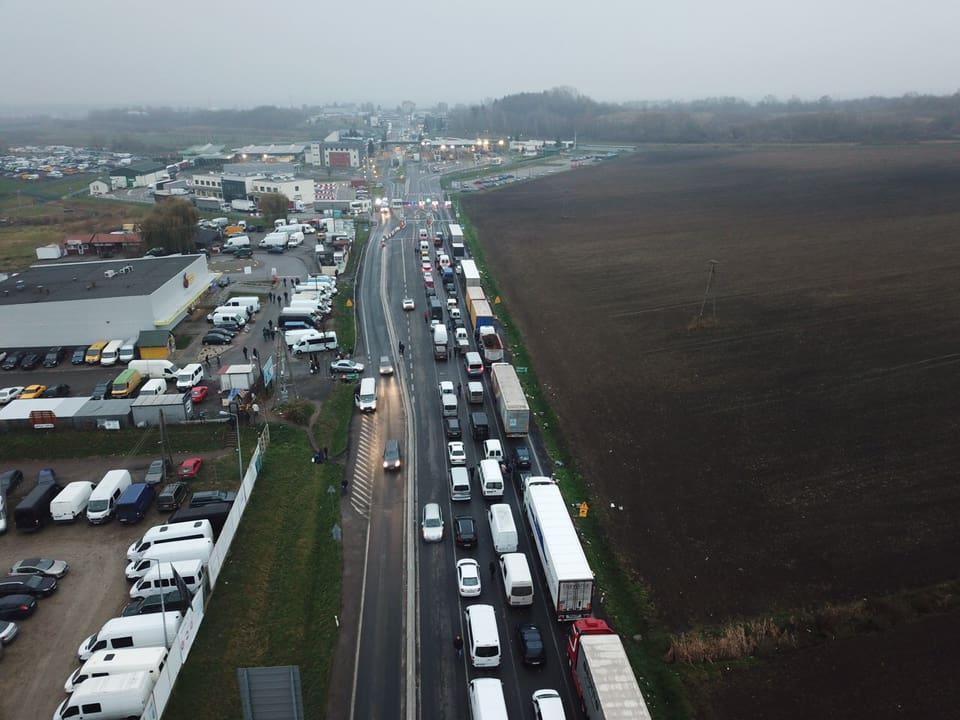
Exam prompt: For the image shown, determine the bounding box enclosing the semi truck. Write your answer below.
[449,224,465,257]
[566,618,651,720]
[524,481,593,620]
[478,326,504,364]
[464,287,486,319]
[469,298,495,336]
[489,363,529,437]
[432,324,448,360]
[231,199,257,213]
[460,258,481,288]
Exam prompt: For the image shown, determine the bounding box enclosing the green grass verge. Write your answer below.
[163,424,342,720]
[331,221,369,354]
[453,197,692,719]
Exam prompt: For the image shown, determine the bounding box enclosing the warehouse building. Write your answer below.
[307,132,367,168]
[0,255,215,347]
[250,176,315,203]
[109,161,168,189]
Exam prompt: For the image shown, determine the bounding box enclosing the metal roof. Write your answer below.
[0,397,90,421]
[237,666,304,720]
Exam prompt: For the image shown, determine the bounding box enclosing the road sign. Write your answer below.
[494,295,502,304]
[346,298,353,307]
[515,367,528,374]
[579,502,589,518]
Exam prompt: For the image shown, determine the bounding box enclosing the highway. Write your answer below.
[349,162,583,719]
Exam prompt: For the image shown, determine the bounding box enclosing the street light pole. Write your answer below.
[148,559,170,649]
[220,411,243,481]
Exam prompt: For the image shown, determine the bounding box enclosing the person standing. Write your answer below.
[488,560,496,578]
[454,634,463,658]
[242,346,249,361]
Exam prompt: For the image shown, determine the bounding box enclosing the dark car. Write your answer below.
[91,381,111,400]
[201,333,232,346]
[0,595,37,621]
[235,247,253,259]
[41,384,70,398]
[122,589,187,617]
[144,247,168,257]
[189,489,237,508]
[454,516,477,548]
[207,327,237,338]
[37,468,57,486]
[157,481,188,512]
[214,321,243,333]
[382,440,402,471]
[42,347,65,368]
[267,244,285,254]
[445,417,462,439]
[2,352,23,371]
[0,470,23,497]
[0,575,56,598]
[513,445,532,470]
[516,623,546,666]
[19,353,41,370]
[70,347,87,365]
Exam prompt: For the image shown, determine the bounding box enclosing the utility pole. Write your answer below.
[696,260,720,328]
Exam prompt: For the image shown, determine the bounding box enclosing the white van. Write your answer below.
[483,439,504,461]
[128,359,178,381]
[464,604,501,668]
[477,459,505,498]
[118,337,138,364]
[175,363,204,391]
[285,328,323,348]
[499,552,534,606]
[129,559,206,601]
[54,670,155,720]
[223,234,251,250]
[355,377,377,413]
[100,339,124,366]
[438,253,451,269]
[449,467,471,501]
[464,351,484,377]
[125,537,214,580]
[225,296,261,314]
[138,378,166,396]
[293,332,338,355]
[467,381,484,404]
[65,646,167,693]
[468,679,508,720]
[441,391,458,418]
[51,481,95,523]
[87,469,133,524]
[77,612,182,661]
[212,309,247,326]
[287,231,305,247]
[127,520,214,561]
[419,239,430,253]
[487,504,518,553]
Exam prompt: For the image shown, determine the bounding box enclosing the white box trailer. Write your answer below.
[524,482,593,621]
[460,258,481,288]
[489,363,529,437]
[219,363,259,392]
[576,633,650,720]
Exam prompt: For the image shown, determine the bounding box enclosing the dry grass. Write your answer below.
[667,618,796,663]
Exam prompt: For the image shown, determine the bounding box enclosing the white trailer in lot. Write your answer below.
[489,363,529,437]
[524,481,594,621]
[219,364,259,391]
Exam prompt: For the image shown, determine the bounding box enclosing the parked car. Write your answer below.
[0,595,36,620]
[235,247,253,259]
[91,381,111,400]
[382,440,402,471]
[1,353,23,371]
[206,328,236,339]
[0,621,17,644]
[448,442,467,466]
[517,623,546,666]
[421,503,444,543]
[189,489,236,507]
[144,459,169,486]
[330,359,364,374]
[0,574,57,598]
[454,516,477,548]
[19,385,46,399]
[42,347,65,368]
[177,458,203,479]
[37,468,57,486]
[0,387,24,404]
[201,333,231,346]
[0,470,23,496]
[190,386,209,403]
[71,347,87,365]
[267,244,285,254]
[10,558,69,578]
[215,321,244,333]
[19,353,41,370]
[456,558,481,597]
[157,482,188,512]
[41,384,70,398]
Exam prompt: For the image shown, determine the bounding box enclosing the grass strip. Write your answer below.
[453,196,692,719]
[163,423,343,720]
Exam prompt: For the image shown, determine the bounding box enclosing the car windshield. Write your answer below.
[87,500,109,512]
[462,576,479,586]
[425,516,441,528]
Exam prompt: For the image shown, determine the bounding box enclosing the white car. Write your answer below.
[0,387,25,404]
[449,307,461,320]
[438,381,455,398]
[531,689,566,719]
[448,441,466,466]
[421,503,444,543]
[456,559,481,597]
[446,298,458,309]
[402,297,415,311]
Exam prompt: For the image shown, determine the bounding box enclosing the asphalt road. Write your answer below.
[349,164,583,719]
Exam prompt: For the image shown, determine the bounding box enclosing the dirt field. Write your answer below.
[462,144,960,716]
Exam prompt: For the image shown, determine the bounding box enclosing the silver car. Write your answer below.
[421,503,444,543]
[379,356,394,376]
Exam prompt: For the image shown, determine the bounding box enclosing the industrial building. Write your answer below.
[0,255,215,347]
[88,179,110,195]
[232,143,307,163]
[109,161,168,189]
[249,176,315,203]
[307,132,367,168]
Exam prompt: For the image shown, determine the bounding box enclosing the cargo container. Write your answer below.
[468,298,494,336]
[489,363,529,437]
[567,618,650,720]
[524,481,593,620]
[449,223,465,258]
[460,258,481,288]
[465,286,486,319]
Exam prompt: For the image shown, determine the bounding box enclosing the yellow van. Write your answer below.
[85,340,109,364]
[111,368,142,398]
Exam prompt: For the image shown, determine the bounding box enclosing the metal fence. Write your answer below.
[140,425,271,719]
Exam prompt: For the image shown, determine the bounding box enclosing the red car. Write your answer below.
[178,457,203,479]
[190,385,209,403]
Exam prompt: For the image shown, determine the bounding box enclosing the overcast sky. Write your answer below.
[1,0,958,111]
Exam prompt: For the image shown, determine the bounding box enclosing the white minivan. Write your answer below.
[225,296,261,314]
[464,604,501,668]
[499,552,534,606]
[487,504,518,553]
[87,469,132,524]
[118,337,138,364]
[449,467,471,502]
[127,520,214,561]
[477,459,504,498]
[468,679,509,720]
[175,363,204,391]
[212,309,247,326]
[129,559,206,601]
[138,378,167,396]
[100,339,124,367]
[54,671,155,720]
[355,377,377,413]
[125,537,214,580]
[51,481,95,523]
[64,646,167,693]
[77,612,182,661]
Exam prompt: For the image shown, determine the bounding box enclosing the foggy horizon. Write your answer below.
[1,0,958,113]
